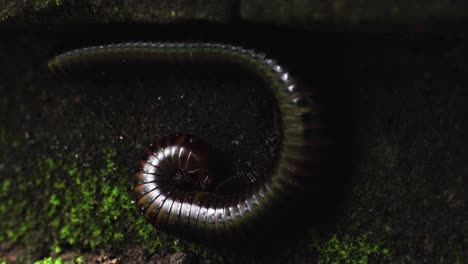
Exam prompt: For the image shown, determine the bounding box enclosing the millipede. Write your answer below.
[48,42,332,246]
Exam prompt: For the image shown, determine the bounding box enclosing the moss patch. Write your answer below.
[33,257,79,264]
[0,133,179,254]
[314,234,391,264]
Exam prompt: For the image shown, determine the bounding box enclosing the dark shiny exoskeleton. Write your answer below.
[134,135,220,238]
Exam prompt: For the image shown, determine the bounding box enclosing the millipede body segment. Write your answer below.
[48,42,327,245]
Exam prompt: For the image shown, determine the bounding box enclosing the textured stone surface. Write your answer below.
[0,0,236,28]
[169,252,197,264]
[240,0,468,30]
[0,1,467,263]
[1,0,468,30]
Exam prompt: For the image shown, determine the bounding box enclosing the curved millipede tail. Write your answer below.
[48,42,330,246]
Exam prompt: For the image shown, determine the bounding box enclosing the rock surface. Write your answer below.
[1,0,468,31]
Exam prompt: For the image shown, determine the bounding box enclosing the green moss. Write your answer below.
[33,257,62,264]
[0,134,193,256]
[314,234,391,264]
[33,256,84,264]
[452,243,464,264]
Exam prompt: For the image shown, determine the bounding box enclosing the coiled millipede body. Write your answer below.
[48,42,330,245]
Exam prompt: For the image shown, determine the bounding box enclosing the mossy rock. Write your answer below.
[0,3,467,264]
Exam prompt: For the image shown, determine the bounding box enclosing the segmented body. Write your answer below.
[48,42,326,245]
